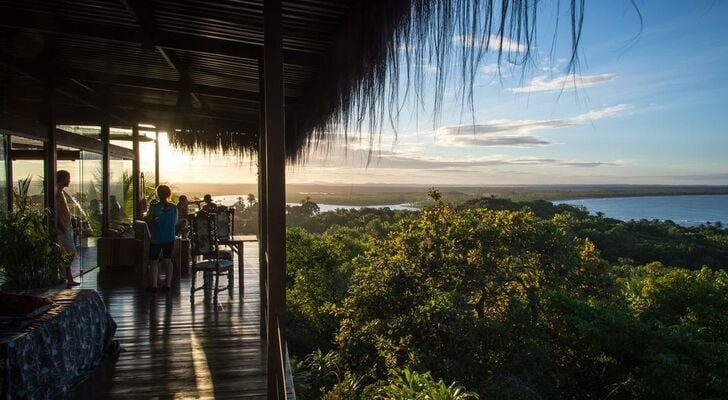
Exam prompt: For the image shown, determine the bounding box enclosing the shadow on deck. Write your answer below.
[72,242,267,399]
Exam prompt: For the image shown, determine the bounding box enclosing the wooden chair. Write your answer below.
[190,211,233,301]
[209,207,235,261]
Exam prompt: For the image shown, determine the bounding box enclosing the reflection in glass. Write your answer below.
[57,149,103,272]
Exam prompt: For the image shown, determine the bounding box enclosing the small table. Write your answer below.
[219,235,257,297]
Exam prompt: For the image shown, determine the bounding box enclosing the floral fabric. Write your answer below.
[0,289,118,399]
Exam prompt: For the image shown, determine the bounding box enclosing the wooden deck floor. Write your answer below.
[72,242,268,399]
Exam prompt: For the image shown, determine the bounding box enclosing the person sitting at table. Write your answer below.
[145,185,177,292]
[201,193,218,212]
[175,195,190,238]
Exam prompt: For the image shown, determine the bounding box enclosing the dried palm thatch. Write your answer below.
[285,0,598,162]
[168,128,258,159]
[171,0,639,162]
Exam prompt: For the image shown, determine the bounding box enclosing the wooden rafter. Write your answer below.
[0,7,320,66]
[119,0,207,111]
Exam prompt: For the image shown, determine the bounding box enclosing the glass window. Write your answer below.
[109,157,133,228]
[139,131,157,202]
[10,136,45,212]
[58,147,101,272]
[56,125,101,140]
[110,127,133,150]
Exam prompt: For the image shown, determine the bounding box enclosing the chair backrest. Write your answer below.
[214,207,234,241]
[190,211,218,258]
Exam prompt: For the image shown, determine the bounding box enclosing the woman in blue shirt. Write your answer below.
[146,185,177,291]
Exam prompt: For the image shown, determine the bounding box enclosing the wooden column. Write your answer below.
[258,60,268,336]
[101,121,110,233]
[263,0,286,397]
[43,84,56,231]
[132,125,141,220]
[154,130,160,187]
[4,134,12,215]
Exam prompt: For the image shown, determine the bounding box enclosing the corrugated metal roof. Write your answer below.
[0,0,354,133]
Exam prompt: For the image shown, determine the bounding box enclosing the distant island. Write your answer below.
[172,182,728,206]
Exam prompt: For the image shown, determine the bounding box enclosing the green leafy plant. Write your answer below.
[13,175,34,214]
[0,209,70,290]
[378,368,478,400]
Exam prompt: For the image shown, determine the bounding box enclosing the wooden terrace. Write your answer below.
[71,241,294,399]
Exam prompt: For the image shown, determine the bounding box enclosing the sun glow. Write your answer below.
[140,132,258,185]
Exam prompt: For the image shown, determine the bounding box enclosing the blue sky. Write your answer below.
[157,0,728,186]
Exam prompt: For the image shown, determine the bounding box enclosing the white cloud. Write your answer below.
[304,147,624,171]
[454,35,527,52]
[419,64,440,74]
[366,153,625,170]
[435,104,632,147]
[480,63,500,74]
[508,73,616,93]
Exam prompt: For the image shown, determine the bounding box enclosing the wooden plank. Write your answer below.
[101,121,110,232]
[132,125,140,220]
[43,83,56,230]
[72,242,268,399]
[3,134,11,214]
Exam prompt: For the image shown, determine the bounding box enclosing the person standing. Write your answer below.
[146,185,177,291]
[55,170,80,287]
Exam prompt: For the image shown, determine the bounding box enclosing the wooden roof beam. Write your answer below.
[0,66,297,104]
[119,0,207,111]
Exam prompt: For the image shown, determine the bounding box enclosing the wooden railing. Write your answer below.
[273,317,296,399]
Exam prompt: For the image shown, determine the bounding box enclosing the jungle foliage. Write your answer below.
[285,192,728,399]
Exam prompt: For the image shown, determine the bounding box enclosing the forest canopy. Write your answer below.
[284,191,728,399]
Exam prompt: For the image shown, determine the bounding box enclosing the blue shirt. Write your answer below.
[148,201,177,244]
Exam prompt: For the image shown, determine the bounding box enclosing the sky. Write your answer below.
[151,0,728,186]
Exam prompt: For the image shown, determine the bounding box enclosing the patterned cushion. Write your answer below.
[0,293,54,318]
[193,260,233,271]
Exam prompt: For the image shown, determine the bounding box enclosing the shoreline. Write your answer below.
[174,183,728,206]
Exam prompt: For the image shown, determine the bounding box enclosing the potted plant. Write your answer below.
[0,177,70,290]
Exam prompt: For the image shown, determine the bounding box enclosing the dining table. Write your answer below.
[219,235,257,297]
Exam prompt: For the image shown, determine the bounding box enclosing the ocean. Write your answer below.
[556,194,728,227]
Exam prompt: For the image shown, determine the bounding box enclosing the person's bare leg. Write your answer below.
[148,260,159,289]
[163,258,173,288]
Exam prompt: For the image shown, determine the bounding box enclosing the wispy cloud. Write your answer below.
[305,147,625,171]
[454,35,527,52]
[366,152,625,170]
[508,73,616,93]
[435,104,632,147]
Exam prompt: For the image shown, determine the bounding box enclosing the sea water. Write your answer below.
[556,194,728,227]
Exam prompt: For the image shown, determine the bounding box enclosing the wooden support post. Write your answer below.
[154,130,160,187]
[263,0,286,397]
[101,121,110,233]
[132,125,141,220]
[258,59,268,336]
[43,84,57,232]
[4,134,12,215]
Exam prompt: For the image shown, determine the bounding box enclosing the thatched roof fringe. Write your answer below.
[168,128,257,159]
[287,0,595,162]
